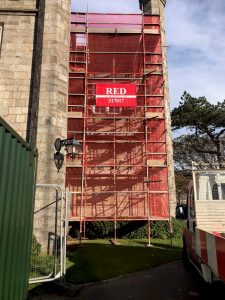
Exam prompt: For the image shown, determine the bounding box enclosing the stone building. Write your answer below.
[0,0,175,246]
[140,0,167,14]
[0,0,70,188]
[0,0,71,249]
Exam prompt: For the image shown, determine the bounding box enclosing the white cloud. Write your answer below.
[165,0,225,107]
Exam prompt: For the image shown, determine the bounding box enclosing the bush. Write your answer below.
[117,221,147,239]
[35,255,55,276]
[69,218,185,240]
[171,218,185,239]
[31,235,41,256]
[150,219,184,239]
[69,221,115,239]
[150,221,170,239]
[85,221,114,239]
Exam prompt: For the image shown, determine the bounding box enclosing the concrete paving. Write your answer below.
[29,261,225,300]
[74,261,225,300]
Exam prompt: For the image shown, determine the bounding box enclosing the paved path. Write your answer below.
[30,262,225,300]
[74,261,224,300]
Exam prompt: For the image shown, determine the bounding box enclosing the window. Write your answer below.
[221,184,225,200]
[212,183,219,200]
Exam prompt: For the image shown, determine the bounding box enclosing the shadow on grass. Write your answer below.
[134,240,181,249]
[66,239,182,285]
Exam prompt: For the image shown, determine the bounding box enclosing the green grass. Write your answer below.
[66,239,182,284]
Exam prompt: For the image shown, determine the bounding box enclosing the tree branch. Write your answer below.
[216,129,225,138]
[193,146,217,155]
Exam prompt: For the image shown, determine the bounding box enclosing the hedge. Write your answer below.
[69,218,185,240]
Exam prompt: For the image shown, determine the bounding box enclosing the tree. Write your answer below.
[173,135,220,171]
[172,92,225,168]
[171,92,225,195]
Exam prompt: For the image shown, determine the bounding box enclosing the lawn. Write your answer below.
[66,238,182,284]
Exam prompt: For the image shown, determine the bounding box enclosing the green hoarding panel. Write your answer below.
[0,117,37,300]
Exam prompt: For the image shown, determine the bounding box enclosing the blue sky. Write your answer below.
[71,0,225,108]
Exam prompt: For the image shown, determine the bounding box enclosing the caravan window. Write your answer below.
[221,184,225,200]
[212,183,219,200]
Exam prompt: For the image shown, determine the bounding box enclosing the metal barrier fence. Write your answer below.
[0,117,37,300]
[29,185,69,284]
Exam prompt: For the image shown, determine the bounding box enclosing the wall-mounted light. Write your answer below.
[54,138,81,171]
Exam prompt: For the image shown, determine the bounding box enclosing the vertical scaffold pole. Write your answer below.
[147,173,151,247]
[169,219,173,247]
[83,221,86,239]
[114,220,117,241]
[142,7,152,247]
[80,12,88,244]
[113,58,117,244]
[79,220,82,244]
[148,218,151,247]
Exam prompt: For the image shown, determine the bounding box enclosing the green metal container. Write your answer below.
[0,117,37,300]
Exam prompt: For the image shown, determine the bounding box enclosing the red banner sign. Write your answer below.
[96,84,137,107]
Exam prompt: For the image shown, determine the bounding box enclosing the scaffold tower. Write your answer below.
[67,11,173,241]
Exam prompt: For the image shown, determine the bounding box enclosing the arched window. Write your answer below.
[212,183,219,200]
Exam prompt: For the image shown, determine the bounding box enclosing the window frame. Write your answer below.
[188,186,196,219]
[221,183,225,200]
[212,183,219,200]
[0,23,3,57]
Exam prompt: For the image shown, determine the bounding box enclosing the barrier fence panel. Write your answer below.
[29,184,68,284]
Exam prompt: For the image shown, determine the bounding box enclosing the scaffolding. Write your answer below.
[67,12,171,241]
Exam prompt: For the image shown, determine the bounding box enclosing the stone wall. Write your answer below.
[139,0,167,14]
[139,0,176,215]
[0,0,37,12]
[158,0,176,216]
[159,0,176,217]
[0,0,71,185]
[35,0,71,186]
[1,0,36,9]
[0,0,71,247]
[33,0,71,247]
[0,3,36,139]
